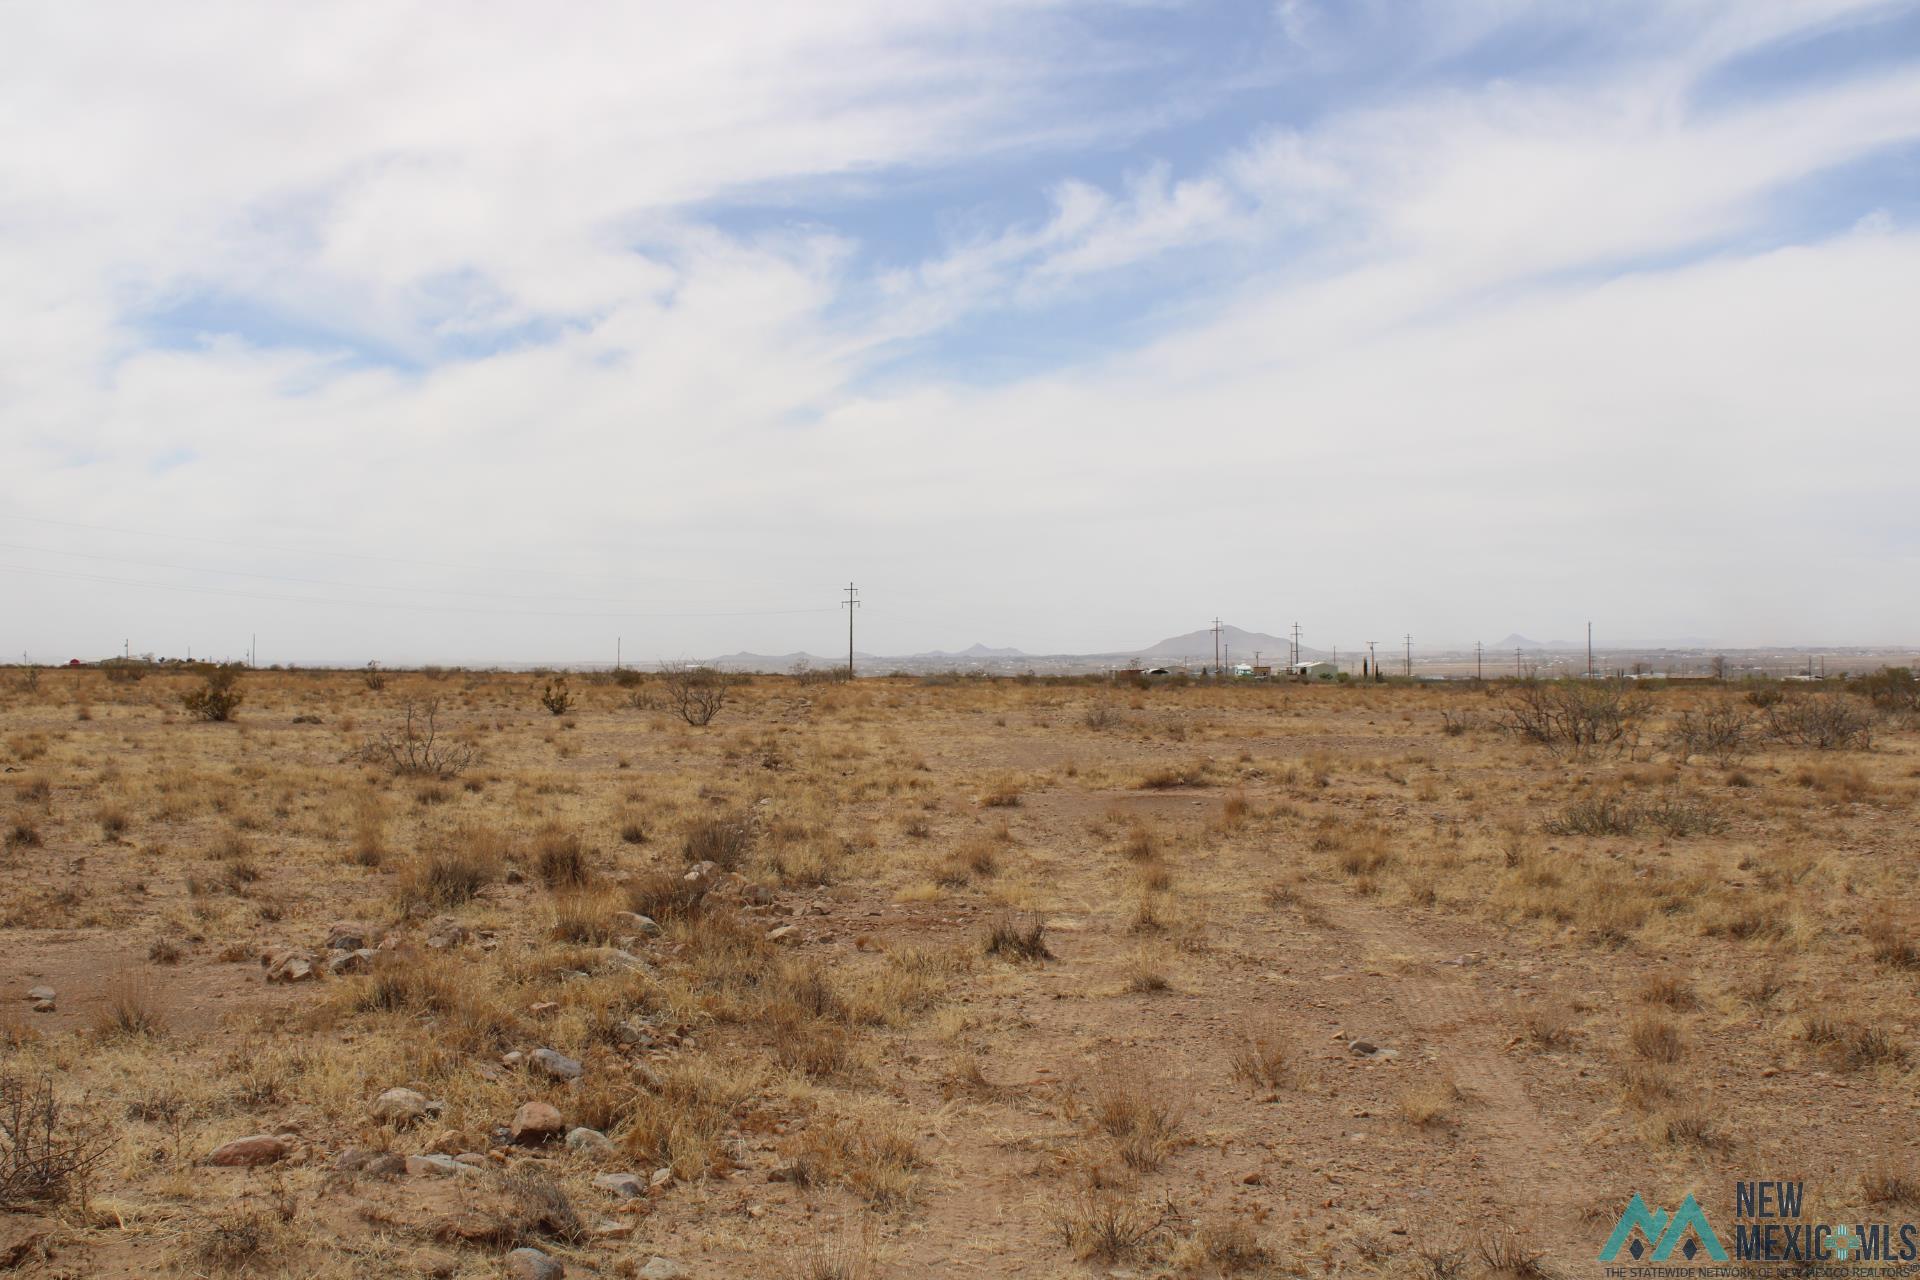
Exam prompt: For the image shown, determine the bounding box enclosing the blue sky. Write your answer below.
[3,0,1920,661]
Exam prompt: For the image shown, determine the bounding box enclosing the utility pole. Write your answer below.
[842,583,859,682]
[1475,640,1483,681]
[1290,622,1302,668]
[251,633,256,668]
[1210,617,1223,676]
[1587,621,1593,679]
[1515,647,1523,677]
[1366,640,1377,682]
[1404,634,1411,679]
[615,637,621,671]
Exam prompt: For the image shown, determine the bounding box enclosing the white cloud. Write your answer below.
[2,0,1917,661]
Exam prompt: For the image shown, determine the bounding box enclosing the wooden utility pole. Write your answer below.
[842,583,859,682]
[1211,618,1223,675]
[1475,640,1483,680]
[1404,634,1411,678]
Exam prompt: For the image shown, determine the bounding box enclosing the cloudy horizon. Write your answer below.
[5,1,1919,665]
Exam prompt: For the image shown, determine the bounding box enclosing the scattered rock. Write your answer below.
[30,999,54,1014]
[613,911,661,937]
[265,952,317,983]
[565,1127,612,1153]
[426,1129,470,1155]
[372,1088,439,1126]
[510,1101,564,1145]
[502,1051,525,1069]
[766,925,797,943]
[649,1167,674,1189]
[325,921,373,950]
[612,1019,655,1049]
[405,1154,478,1177]
[592,1172,646,1199]
[1347,1039,1378,1056]
[208,1135,291,1167]
[598,948,648,974]
[365,1153,409,1177]
[333,1147,375,1172]
[528,1001,560,1016]
[328,948,375,976]
[25,986,54,1002]
[530,1048,582,1081]
[639,1258,687,1280]
[506,1246,565,1280]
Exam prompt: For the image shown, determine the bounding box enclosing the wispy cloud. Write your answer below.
[2,0,1917,659]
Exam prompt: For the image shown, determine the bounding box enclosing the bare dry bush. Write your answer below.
[1054,1191,1184,1263]
[357,699,474,778]
[181,663,245,722]
[1764,693,1873,750]
[659,661,730,727]
[0,1073,116,1208]
[1500,679,1645,756]
[1665,702,1753,764]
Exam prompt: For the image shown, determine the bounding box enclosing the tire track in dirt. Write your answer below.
[1324,897,1601,1269]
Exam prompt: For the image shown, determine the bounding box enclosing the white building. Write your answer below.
[1290,660,1338,680]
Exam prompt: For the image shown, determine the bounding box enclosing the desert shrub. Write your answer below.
[100,658,146,684]
[1055,1192,1185,1263]
[1637,794,1726,837]
[1544,792,1636,836]
[984,911,1052,961]
[395,832,502,909]
[1854,666,1920,713]
[682,812,752,869]
[0,1073,116,1208]
[625,868,709,922]
[550,888,620,943]
[538,678,576,716]
[1083,1066,1184,1170]
[611,667,644,689]
[1230,1021,1302,1091]
[93,972,166,1038]
[1865,915,1920,969]
[357,699,475,778]
[182,663,245,722]
[1082,703,1122,730]
[1545,792,1721,838]
[1500,679,1645,756]
[659,661,729,727]
[1863,1166,1920,1209]
[532,824,590,887]
[361,660,387,691]
[1665,703,1753,765]
[1764,693,1873,750]
[1628,1014,1684,1063]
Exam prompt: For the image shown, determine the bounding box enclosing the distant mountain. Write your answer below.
[1130,625,1328,664]
[915,643,1027,659]
[1494,633,1583,651]
[707,650,854,670]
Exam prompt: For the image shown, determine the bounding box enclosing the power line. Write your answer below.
[842,583,860,682]
[0,561,837,621]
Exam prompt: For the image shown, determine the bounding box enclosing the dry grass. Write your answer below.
[1,666,1915,1273]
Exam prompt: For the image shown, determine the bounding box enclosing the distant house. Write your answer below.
[1232,663,1255,677]
[1290,660,1338,680]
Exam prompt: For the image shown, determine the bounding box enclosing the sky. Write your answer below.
[3,0,1919,665]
